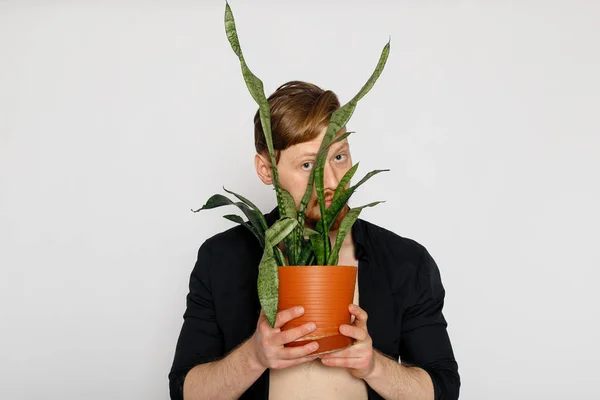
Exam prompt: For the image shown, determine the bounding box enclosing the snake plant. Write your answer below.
[193,2,390,326]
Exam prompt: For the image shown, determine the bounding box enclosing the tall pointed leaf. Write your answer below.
[317,168,389,234]
[193,193,267,243]
[333,162,359,200]
[293,130,355,252]
[275,247,287,267]
[295,131,352,226]
[314,40,391,259]
[279,188,297,220]
[310,234,326,265]
[280,188,298,264]
[296,166,317,231]
[223,187,268,231]
[224,3,294,226]
[223,213,244,224]
[316,131,354,158]
[327,201,384,265]
[299,250,315,267]
[303,227,319,238]
[258,217,298,326]
[265,217,298,248]
[257,248,279,327]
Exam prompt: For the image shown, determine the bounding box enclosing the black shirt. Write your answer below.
[169,207,460,399]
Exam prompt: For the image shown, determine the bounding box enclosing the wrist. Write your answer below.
[242,335,266,374]
[364,350,386,381]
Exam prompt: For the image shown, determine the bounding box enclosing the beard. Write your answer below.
[304,193,350,231]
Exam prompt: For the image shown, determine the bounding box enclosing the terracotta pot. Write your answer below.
[277,265,357,355]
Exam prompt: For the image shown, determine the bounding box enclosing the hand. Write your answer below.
[319,304,375,379]
[249,306,319,370]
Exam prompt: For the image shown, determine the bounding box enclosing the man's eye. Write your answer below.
[302,162,314,171]
[335,154,346,162]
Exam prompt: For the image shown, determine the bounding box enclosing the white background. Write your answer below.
[2,1,599,399]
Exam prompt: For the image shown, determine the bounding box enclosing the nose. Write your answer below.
[323,161,339,193]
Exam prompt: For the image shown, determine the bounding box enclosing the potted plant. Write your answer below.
[194,2,390,354]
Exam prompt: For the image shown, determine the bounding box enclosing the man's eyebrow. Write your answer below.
[293,151,319,162]
[334,140,349,149]
[293,140,349,162]
[330,140,349,153]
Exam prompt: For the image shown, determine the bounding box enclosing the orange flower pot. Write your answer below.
[277,265,357,355]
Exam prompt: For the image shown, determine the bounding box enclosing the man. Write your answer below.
[169,81,460,399]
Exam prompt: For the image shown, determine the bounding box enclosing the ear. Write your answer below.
[254,153,273,185]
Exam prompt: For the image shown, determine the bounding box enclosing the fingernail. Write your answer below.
[296,307,304,315]
[308,323,316,330]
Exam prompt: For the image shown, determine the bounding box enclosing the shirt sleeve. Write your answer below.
[400,247,460,400]
[169,240,225,400]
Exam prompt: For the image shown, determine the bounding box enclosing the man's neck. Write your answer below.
[327,229,354,250]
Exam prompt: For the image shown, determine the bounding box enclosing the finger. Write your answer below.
[321,341,373,359]
[338,324,369,341]
[272,322,317,346]
[256,311,270,333]
[278,341,319,360]
[320,345,363,359]
[349,304,368,328]
[273,353,320,369]
[274,306,305,329]
[257,315,279,336]
[320,356,362,369]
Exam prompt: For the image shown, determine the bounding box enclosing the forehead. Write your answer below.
[285,127,349,157]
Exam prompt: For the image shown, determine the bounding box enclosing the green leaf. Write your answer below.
[223,214,264,247]
[258,217,298,326]
[280,188,298,264]
[192,193,236,211]
[298,239,314,265]
[316,131,354,158]
[327,201,384,265]
[333,162,359,200]
[223,187,268,231]
[275,246,287,267]
[317,168,389,234]
[224,3,288,223]
[296,131,354,233]
[303,227,319,238]
[296,131,355,252]
[223,214,244,224]
[266,217,298,246]
[324,228,331,262]
[332,130,353,145]
[305,253,315,266]
[310,234,326,265]
[313,40,390,258]
[257,247,279,327]
[193,193,267,244]
[224,3,266,110]
[280,188,297,220]
[297,166,316,229]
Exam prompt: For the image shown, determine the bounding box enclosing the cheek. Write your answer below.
[284,174,309,204]
[335,164,352,181]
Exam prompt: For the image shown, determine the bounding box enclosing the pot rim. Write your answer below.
[278,265,358,268]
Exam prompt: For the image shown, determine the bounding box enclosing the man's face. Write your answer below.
[276,127,353,231]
